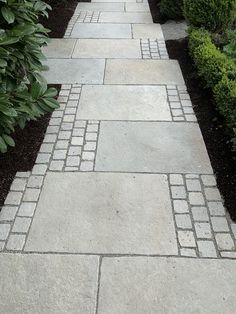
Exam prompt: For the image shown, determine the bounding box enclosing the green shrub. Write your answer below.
[160,0,184,19]
[188,28,212,55]
[0,0,59,153]
[214,76,236,150]
[184,0,236,33]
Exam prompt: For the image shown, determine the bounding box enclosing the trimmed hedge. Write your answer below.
[0,0,59,153]
[160,0,184,19]
[189,28,236,150]
[184,0,236,33]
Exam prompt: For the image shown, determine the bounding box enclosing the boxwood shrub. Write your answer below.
[189,28,236,150]
[184,0,236,34]
[0,0,59,153]
[160,0,184,19]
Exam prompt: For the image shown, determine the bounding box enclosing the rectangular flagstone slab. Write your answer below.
[25,172,178,255]
[42,39,76,58]
[75,2,125,11]
[72,39,141,58]
[0,254,98,314]
[98,257,236,314]
[44,59,105,84]
[99,12,152,23]
[95,122,213,173]
[132,23,164,39]
[125,3,150,12]
[93,0,137,2]
[77,85,171,120]
[71,23,132,38]
[105,59,185,85]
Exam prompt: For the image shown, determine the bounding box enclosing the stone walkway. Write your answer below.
[0,1,236,313]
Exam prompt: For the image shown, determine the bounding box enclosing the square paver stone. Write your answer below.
[42,39,76,58]
[95,122,212,173]
[72,39,141,58]
[71,23,132,39]
[0,254,98,314]
[105,59,185,85]
[98,257,236,314]
[75,2,125,11]
[25,172,178,255]
[77,85,171,120]
[132,23,164,39]
[44,59,105,84]
[99,12,152,23]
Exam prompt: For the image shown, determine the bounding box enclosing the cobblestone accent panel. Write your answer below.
[166,85,197,122]
[168,174,236,258]
[140,39,169,59]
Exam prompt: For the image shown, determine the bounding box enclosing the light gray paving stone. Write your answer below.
[4,191,22,205]
[6,234,26,251]
[191,206,209,221]
[178,230,196,247]
[68,146,82,156]
[73,39,141,58]
[53,150,67,160]
[32,165,47,175]
[0,206,18,221]
[80,161,94,171]
[195,222,212,239]
[27,176,44,188]
[171,186,186,199]
[99,12,152,23]
[87,124,98,132]
[98,257,236,314]
[215,233,235,251]
[84,142,96,151]
[23,189,40,202]
[189,192,205,206]
[78,85,171,121]
[132,23,164,39]
[12,217,31,233]
[40,143,54,153]
[75,2,124,11]
[201,174,216,186]
[0,241,4,251]
[18,203,36,217]
[186,179,201,192]
[205,187,221,201]
[82,152,95,161]
[221,252,236,258]
[198,240,217,258]
[49,160,64,171]
[169,174,184,185]
[15,172,31,178]
[105,60,185,85]
[173,200,189,213]
[71,137,84,146]
[71,23,132,39]
[126,3,150,12]
[208,201,225,216]
[231,223,236,239]
[66,156,81,166]
[11,178,27,191]
[55,140,69,149]
[44,59,105,84]
[95,122,212,173]
[175,214,192,229]
[43,39,76,58]
[0,224,11,240]
[0,254,98,314]
[211,217,229,232]
[36,153,50,164]
[180,248,197,257]
[86,133,97,141]
[25,172,178,255]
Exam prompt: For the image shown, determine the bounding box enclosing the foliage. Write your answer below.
[223,31,236,63]
[0,0,59,153]
[184,0,236,34]
[189,28,236,150]
[160,0,184,19]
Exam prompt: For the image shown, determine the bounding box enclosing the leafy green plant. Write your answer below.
[184,0,236,34]
[160,0,184,19]
[223,31,236,62]
[0,0,59,153]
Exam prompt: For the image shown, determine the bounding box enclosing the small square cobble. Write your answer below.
[211,217,229,232]
[191,207,209,222]
[18,203,36,217]
[173,200,189,213]
[0,207,18,221]
[169,174,184,185]
[27,176,44,189]
[4,191,22,206]
[23,188,40,202]
[178,230,196,247]
[186,179,201,192]
[12,217,31,233]
[205,188,221,201]
[197,240,217,258]
[175,214,192,229]
[195,222,212,239]
[189,192,205,206]
[180,248,197,257]
[0,224,11,240]
[11,178,27,192]
[171,186,186,199]
[215,233,235,251]
[6,234,26,251]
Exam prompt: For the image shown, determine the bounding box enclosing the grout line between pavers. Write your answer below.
[95,256,102,314]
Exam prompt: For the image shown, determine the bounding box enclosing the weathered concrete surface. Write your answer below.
[25,172,178,255]
[132,23,164,39]
[99,12,152,23]
[42,39,76,58]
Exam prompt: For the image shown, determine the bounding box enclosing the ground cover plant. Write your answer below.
[0,0,59,154]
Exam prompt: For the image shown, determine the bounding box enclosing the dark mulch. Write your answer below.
[0,0,82,207]
[40,0,89,38]
[148,0,236,220]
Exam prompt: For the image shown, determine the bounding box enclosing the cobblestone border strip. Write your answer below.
[140,39,169,60]
[166,85,197,122]
[64,11,100,37]
[168,173,236,258]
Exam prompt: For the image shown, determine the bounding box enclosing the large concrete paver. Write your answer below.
[126,3,150,12]
[95,121,213,173]
[0,253,98,314]
[132,23,164,39]
[72,39,141,58]
[75,2,125,12]
[42,39,76,58]
[71,23,132,38]
[99,12,152,23]
[105,59,185,85]
[44,59,105,84]
[77,85,171,120]
[25,172,178,255]
[98,257,236,314]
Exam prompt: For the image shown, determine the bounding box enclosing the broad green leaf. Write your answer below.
[1,6,15,24]
[2,134,15,147]
[0,136,7,153]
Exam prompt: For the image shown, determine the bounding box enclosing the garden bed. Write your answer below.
[0,0,84,207]
[148,1,236,220]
